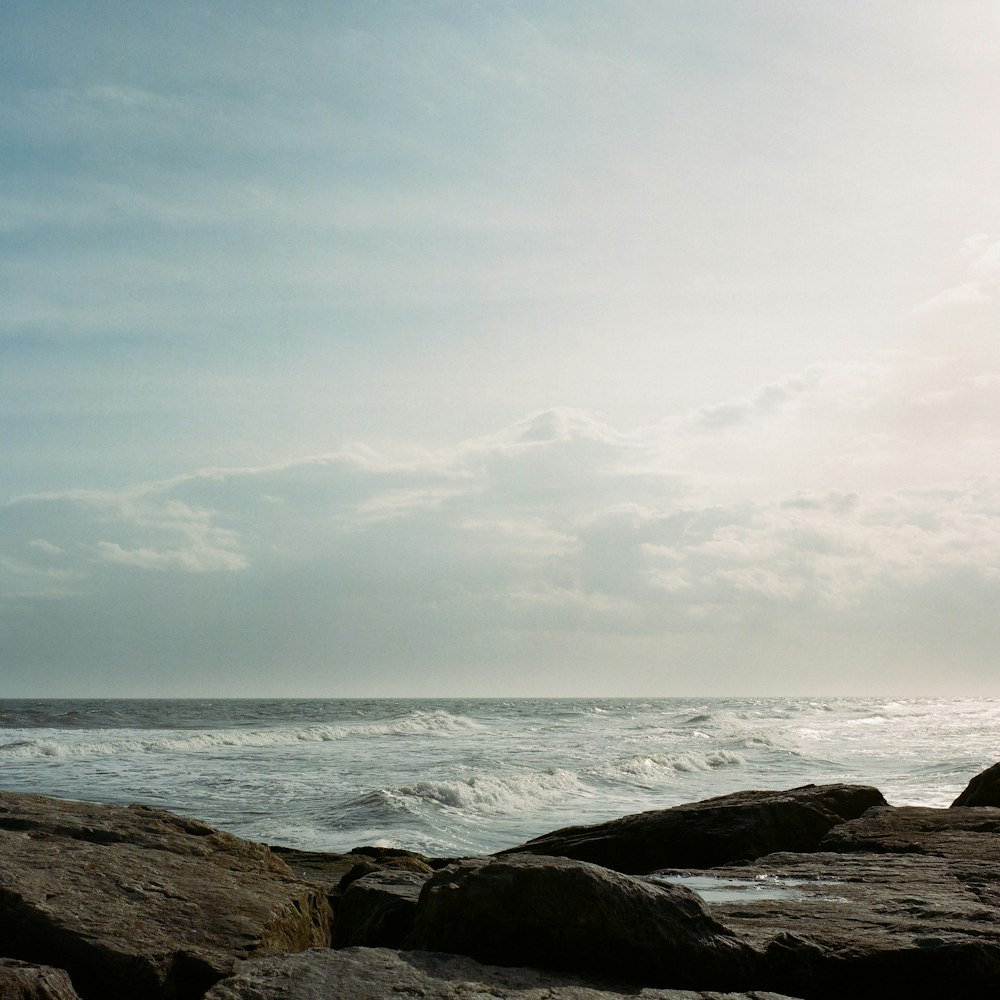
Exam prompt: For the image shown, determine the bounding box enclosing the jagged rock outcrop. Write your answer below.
[0,791,332,1000]
[404,853,756,990]
[203,946,798,1000]
[950,760,1000,807]
[0,959,82,1000]
[500,784,886,873]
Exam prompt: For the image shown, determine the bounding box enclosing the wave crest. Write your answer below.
[395,768,586,816]
[0,709,481,760]
[594,748,746,783]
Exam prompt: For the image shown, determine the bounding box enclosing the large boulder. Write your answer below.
[500,784,886,873]
[404,853,756,990]
[331,868,430,947]
[951,761,1000,807]
[204,946,798,1000]
[0,791,332,1000]
[0,959,81,1000]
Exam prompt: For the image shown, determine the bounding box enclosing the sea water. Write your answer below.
[1,697,997,856]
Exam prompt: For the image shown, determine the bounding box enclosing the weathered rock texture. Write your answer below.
[950,760,1000,807]
[654,806,1000,998]
[820,804,1000,860]
[8,779,1000,1000]
[0,959,82,1000]
[405,853,756,990]
[331,868,430,947]
[0,792,332,1000]
[501,784,886,874]
[203,947,798,1000]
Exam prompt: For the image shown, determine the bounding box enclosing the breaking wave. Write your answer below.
[0,709,480,760]
[592,748,746,784]
[363,768,588,819]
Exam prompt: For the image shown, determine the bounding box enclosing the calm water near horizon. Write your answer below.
[1,697,996,856]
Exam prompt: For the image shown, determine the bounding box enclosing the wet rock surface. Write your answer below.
[653,805,1000,998]
[0,792,332,1000]
[500,784,886,873]
[203,947,798,1000]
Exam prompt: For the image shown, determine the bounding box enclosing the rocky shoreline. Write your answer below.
[2,764,999,999]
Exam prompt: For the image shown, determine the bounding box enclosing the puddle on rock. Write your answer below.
[651,873,846,903]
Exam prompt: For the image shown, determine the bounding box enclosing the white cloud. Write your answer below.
[3,378,998,692]
[914,234,1000,315]
[963,234,1000,278]
[1,487,248,588]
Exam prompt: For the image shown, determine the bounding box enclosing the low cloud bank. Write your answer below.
[3,349,998,695]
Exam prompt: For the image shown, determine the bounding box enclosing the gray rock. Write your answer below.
[0,960,81,1000]
[270,844,437,889]
[0,791,332,1000]
[819,804,1000,860]
[651,805,1000,998]
[204,946,800,1000]
[500,784,885,874]
[331,868,430,947]
[267,847,360,886]
[951,761,1000,807]
[404,853,756,990]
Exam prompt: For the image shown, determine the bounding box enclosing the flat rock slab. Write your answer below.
[501,784,886,873]
[820,804,1000,861]
[0,792,332,1000]
[0,959,82,1000]
[656,849,1000,999]
[204,947,800,1000]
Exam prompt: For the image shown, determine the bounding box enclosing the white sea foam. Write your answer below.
[593,748,746,784]
[394,768,587,816]
[0,709,481,760]
[3,697,998,855]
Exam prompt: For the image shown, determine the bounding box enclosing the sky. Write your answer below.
[2,0,999,697]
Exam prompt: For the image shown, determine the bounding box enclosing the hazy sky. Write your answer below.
[3,1,999,696]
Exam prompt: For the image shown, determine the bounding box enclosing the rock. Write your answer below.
[659,850,1000,1000]
[404,853,756,990]
[270,845,434,918]
[267,846,360,886]
[500,784,886,874]
[819,804,1000,861]
[204,946,799,1000]
[0,959,82,1000]
[648,805,1000,998]
[330,868,430,947]
[335,853,434,898]
[269,843,439,886]
[0,791,332,1000]
[951,761,1000,807]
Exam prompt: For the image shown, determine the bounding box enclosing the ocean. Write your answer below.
[1,697,996,856]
